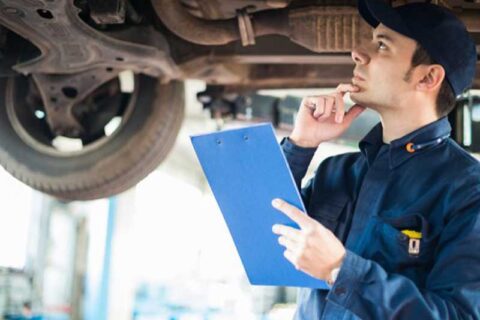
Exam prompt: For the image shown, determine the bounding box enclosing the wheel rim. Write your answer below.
[5,71,139,157]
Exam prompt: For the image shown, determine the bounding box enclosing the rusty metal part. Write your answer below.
[89,0,126,24]
[231,64,358,90]
[180,0,204,18]
[179,51,356,88]
[288,6,369,52]
[457,10,480,32]
[153,1,479,52]
[266,0,291,9]
[186,58,480,89]
[152,0,239,45]
[238,8,255,46]
[445,0,480,10]
[249,63,354,88]
[180,58,249,84]
[32,68,120,136]
[153,2,369,51]
[180,0,293,19]
[213,54,354,65]
[152,0,289,46]
[0,0,178,77]
[0,0,181,137]
[125,1,142,23]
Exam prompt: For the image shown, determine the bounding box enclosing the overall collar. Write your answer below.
[359,116,452,169]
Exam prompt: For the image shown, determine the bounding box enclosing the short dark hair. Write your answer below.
[404,44,457,117]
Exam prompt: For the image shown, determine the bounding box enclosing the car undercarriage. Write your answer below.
[0,0,478,200]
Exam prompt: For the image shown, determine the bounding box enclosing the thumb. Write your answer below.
[343,104,366,126]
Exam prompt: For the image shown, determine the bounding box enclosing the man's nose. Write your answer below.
[351,47,369,65]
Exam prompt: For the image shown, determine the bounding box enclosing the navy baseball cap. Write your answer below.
[358,0,477,97]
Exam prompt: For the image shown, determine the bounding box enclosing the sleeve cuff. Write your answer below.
[280,137,317,166]
[326,250,371,308]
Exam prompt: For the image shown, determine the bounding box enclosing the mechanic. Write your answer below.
[270,0,480,319]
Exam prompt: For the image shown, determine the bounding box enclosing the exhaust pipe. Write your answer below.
[151,0,479,53]
[151,0,289,46]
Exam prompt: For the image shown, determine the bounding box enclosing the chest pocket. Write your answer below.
[308,193,349,234]
[369,213,438,286]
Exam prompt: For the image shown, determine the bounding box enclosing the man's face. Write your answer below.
[349,24,418,111]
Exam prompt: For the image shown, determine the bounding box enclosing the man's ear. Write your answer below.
[416,65,445,92]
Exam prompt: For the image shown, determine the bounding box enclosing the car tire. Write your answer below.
[0,75,185,200]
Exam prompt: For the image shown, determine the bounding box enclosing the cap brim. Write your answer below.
[358,0,412,38]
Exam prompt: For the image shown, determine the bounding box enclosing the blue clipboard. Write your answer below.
[190,123,328,289]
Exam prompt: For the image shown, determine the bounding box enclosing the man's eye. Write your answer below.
[378,41,387,50]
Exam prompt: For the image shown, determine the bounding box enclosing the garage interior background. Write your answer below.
[0,78,479,320]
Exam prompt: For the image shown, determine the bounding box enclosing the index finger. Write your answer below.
[272,198,312,229]
[272,224,302,242]
[334,92,345,123]
[335,83,360,96]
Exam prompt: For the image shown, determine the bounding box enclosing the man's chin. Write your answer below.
[350,91,374,110]
[350,91,365,104]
